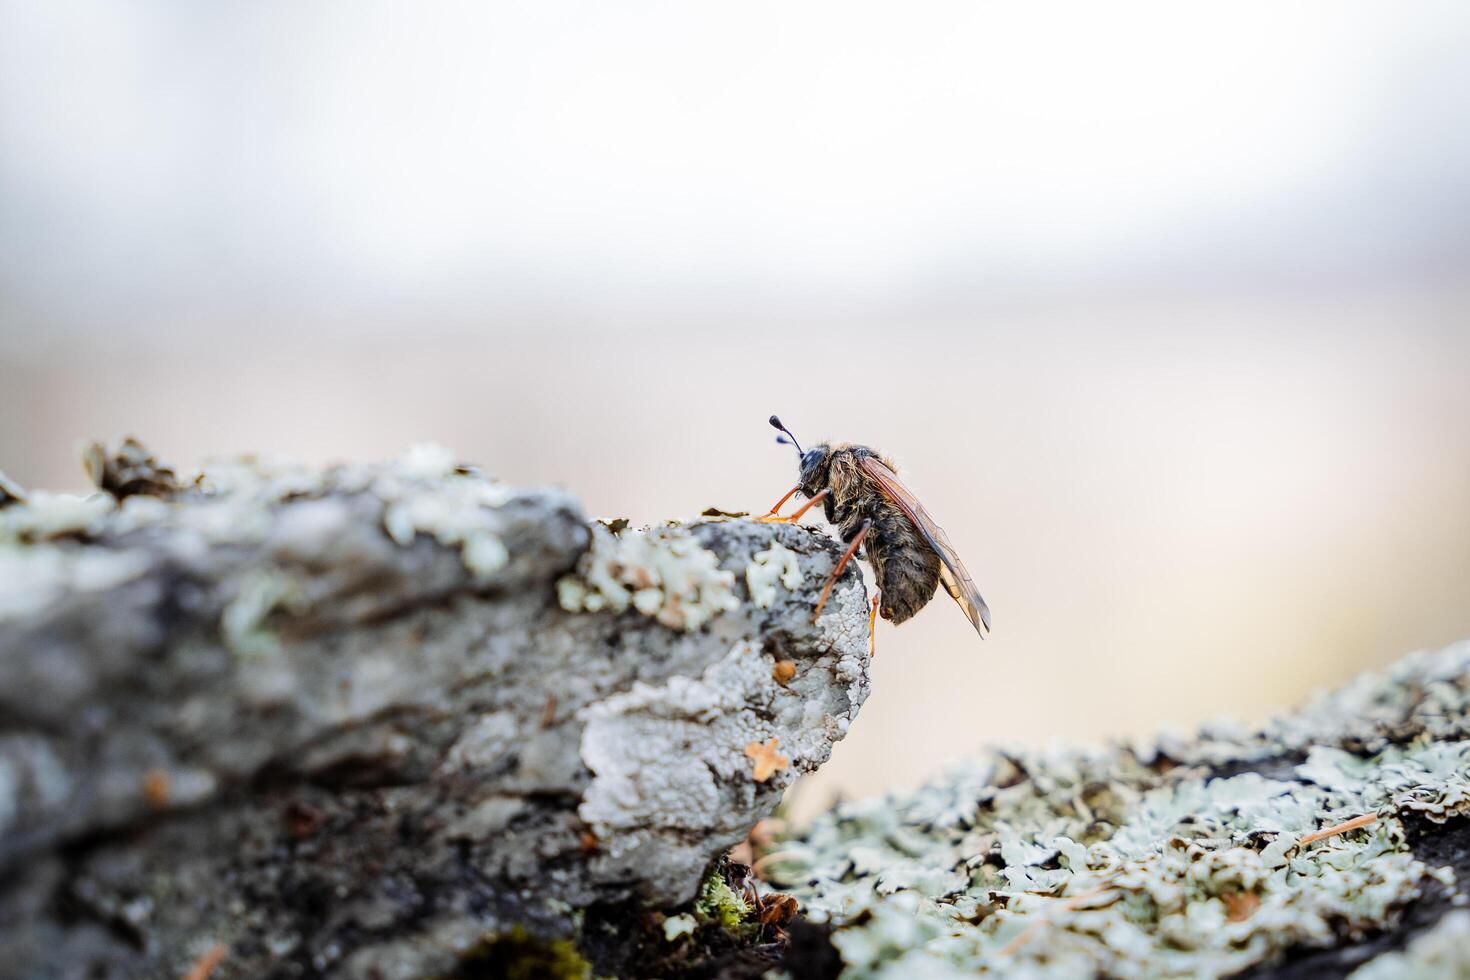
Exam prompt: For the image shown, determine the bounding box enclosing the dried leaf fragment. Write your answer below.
[745,738,789,782]
[82,438,182,500]
[283,800,326,839]
[1222,890,1260,922]
[143,768,171,808]
[701,507,749,518]
[758,892,800,927]
[1299,813,1378,846]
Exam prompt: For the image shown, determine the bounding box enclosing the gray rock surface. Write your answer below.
[0,447,871,979]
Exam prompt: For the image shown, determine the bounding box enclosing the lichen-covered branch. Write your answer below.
[10,440,1466,979]
[763,641,1470,979]
[0,445,872,980]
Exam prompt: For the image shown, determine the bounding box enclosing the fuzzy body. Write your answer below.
[797,442,941,624]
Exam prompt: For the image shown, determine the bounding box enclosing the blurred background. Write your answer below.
[3,1,1469,818]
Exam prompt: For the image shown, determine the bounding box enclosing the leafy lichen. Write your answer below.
[378,445,514,582]
[764,641,1470,978]
[221,569,309,658]
[557,523,739,631]
[0,544,150,620]
[0,442,530,628]
[746,541,803,609]
[0,491,114,544]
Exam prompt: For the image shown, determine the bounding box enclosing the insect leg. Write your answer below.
[755,484,801,520]
[741,877,764,916]
[756,488,830,524]
[812,518,870,622]
[868,591,880,658]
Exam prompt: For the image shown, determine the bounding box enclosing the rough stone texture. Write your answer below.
[0,448,871,980]
[762,640,1470,979]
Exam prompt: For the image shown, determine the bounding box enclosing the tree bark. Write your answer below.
[0,451,870,979]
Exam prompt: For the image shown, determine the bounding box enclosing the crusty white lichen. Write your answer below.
[377,445,514,582]
[576,633,868,908]
[765,641,1470,979]
[395,442,459,480]
[381,480,511,580]
[193,445,520,582]
[557,523,739,631]
[4,442,527,607]
[746,541,803,609]
[0,545,150,621]
[0,491,114,544]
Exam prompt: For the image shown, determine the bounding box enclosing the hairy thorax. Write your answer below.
[820,444,941,624]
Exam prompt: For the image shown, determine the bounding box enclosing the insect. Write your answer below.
[759,415,990,650]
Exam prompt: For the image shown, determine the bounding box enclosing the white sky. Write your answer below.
[2,1,1468,342]
[3,3,1470,802]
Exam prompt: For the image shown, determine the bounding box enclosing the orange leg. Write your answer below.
[868,591,881,657]
[182,945,228,980]
[756,484,801,520]
[757,488,830,524]
[813,519,870,622]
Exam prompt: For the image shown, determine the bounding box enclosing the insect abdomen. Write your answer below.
[821,446,942,623]
[865,500,942,623]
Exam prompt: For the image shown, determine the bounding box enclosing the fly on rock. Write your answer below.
[759,415,991,654]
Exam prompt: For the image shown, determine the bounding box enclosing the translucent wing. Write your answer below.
[857,455,991,638]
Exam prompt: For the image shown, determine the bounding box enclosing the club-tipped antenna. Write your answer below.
[768,415,803,455]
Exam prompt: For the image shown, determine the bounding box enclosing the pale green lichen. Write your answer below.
[0,491,114,544]
[396,442,459,480]
[193,455,325,502]
[0,449,275,629]
[1349,910,1470,979]
[221,569,309,658]
[380,471,513,583]
[4,442,522,574]
[3,445,534,637]
[765,642,1470,979]
[0,545,150,620]
[557,523,738,631]
[662,913,698,941]
[693,868,751,933]
[106,494,173,534]
[190,445,518,582]
[746,541,803,609]
[1146,641,1470,768]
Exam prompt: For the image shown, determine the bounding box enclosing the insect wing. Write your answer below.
[856,456,991,637]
